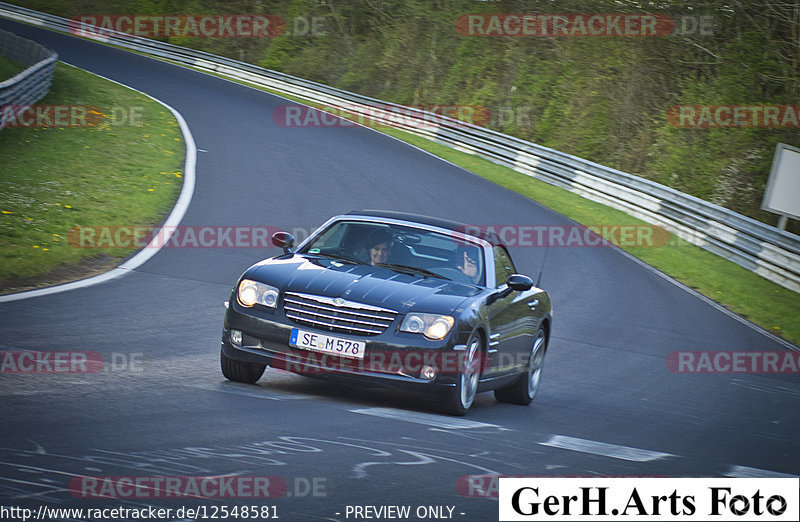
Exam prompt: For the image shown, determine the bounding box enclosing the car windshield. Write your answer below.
[298,220,485,285]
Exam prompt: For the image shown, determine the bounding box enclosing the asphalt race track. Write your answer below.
[1,17,798,521]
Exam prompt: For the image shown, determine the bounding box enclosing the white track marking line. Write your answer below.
[350,407,501,429]
[540,435,675,462]
[183,383,308,400]
[725,465,798,478]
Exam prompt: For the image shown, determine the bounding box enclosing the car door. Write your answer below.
[482,246,539,377]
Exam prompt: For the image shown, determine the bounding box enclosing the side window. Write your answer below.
[493,246,516,287]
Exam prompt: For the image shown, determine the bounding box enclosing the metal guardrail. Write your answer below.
[0,26,57,129]
[1,2,798,292]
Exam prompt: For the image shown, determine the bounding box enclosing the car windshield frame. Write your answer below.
[295,215,494,287]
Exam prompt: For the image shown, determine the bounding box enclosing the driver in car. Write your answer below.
[365,229,392,266]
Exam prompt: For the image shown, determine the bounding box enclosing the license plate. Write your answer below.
[289,328,366,360]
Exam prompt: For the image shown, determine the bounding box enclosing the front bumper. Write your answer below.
[221,299,465,395]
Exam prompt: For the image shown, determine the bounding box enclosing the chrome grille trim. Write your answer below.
[284,314,385,335]
[284,296,391,321]
[284,292,398,336]
[285,309,387,330]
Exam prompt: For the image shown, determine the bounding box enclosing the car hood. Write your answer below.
[246,254,482,315]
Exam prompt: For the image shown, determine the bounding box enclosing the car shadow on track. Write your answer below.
[223,368,500,416]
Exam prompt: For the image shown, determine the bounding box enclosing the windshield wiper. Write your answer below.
[376,263,451,280]
[309,251,361,264]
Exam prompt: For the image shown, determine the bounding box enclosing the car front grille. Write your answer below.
[283,292,398,336]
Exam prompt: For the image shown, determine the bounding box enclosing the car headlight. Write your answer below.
[237,279,279,308]
[400,313,455,340]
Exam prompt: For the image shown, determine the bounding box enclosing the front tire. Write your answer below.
[221,349,266,384]
[442,331,483,416]
[494,327,546,405]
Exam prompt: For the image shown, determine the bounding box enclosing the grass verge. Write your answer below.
[0,61,184,293]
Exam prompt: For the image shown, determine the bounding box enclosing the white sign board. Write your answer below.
[762,143,800,220]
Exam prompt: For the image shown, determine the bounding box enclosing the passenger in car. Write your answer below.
[456,247,481,284]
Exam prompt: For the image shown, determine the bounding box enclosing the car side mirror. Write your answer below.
[271,231,295,254]
[507,274,533,292]
[489,274,534,304]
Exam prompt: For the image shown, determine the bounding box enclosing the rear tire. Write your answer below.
[221,349,266,384]
[494,327,546,405]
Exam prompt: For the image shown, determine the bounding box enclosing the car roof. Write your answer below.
[347,209,502,246]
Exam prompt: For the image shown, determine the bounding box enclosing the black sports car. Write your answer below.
[220,210,552,415]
